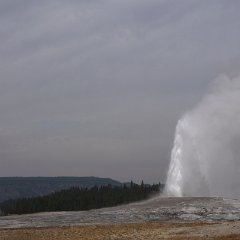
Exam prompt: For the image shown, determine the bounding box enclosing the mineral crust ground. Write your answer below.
[1,197,240,239]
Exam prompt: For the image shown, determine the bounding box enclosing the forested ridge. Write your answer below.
[0,177,121,203]
[0,182,163,215]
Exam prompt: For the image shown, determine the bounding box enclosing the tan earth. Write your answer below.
[1,221,240,240]
[1,198,240,239]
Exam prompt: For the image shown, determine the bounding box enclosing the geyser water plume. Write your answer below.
[165,74,240,197]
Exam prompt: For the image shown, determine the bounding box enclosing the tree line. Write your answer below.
[0,181,163,215]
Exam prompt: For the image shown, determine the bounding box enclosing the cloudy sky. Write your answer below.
[0,0,240,183]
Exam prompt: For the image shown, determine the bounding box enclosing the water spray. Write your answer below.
[165,75,240,197]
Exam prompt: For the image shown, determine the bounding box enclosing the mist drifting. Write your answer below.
[166,75,240,197]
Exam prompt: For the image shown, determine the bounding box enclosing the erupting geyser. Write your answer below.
[165,75,240,197]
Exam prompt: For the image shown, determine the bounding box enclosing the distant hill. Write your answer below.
[0,177,121,203]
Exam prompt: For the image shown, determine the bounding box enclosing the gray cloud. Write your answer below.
[0,0,240,183]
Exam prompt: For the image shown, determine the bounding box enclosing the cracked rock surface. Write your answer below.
[1,197,240,229]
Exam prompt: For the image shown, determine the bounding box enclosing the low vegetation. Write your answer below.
[0,181,163,215]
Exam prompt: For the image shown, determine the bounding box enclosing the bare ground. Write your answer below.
[1,221,240,240]
[1,197,240,239]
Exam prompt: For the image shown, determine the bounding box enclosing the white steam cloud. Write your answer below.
[165,74,240,197]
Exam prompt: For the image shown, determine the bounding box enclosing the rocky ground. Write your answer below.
[1,197,240,239]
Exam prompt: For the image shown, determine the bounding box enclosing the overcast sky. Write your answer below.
[0,0,240,183]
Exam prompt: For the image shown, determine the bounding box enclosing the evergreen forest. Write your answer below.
[0,182,163,215]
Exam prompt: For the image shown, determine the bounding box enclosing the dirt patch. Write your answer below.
[1,221,240,240]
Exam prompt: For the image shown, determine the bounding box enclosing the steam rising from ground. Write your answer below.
[165,75,240,197]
